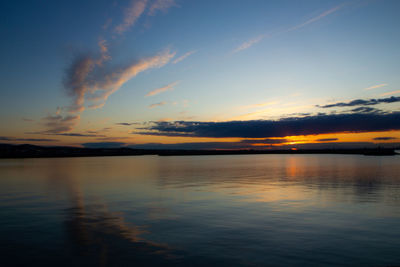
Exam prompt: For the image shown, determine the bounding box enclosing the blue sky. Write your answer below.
[1,0,400,148]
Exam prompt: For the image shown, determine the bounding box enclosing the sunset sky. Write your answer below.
[1,0,400,149]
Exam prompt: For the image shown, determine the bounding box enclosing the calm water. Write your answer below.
[1,154,400,266]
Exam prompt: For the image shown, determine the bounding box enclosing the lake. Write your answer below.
[1,154,400,266]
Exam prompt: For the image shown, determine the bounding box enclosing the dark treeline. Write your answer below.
[0,143,397,158]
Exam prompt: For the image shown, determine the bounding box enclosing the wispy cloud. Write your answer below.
[97,39,111,62]
[148,0,177,16]
[49,133,105,137]
[115,0,148,35]
[0,136,58,142]
[286,4,345,32]
[172,50,197,64]
[86,127,112,134]
[102,18,113,30]
[63,48,175,116]
[233,35,265,53]
[381,90,400,96]
[40,0,178,135]
[364,83,388,90]
[88,50,175,107]
[25,130,104,138]
[234,4,344,53]
[148,101,167,108]
[42,114,81,133]
[64,56,96,113]
[64,40,111,113]
[145,81,179,97]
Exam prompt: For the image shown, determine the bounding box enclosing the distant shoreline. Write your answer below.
[0,143,398,159]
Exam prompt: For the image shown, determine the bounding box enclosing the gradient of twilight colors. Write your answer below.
[1,0,400,149]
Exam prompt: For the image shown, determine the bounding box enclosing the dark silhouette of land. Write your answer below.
[0,143,397,158]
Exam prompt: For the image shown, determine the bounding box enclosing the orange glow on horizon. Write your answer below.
[5,130,400,148]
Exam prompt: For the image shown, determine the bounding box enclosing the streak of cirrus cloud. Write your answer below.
[148,0,177,16]
[381,90,400,96]
[364,83,388,90]
[63,39,111,114]
[172,50,197,64]
[233,35,265,53]
[41,0,179,134]
[86,50,176,107]
[148,101,167,108]
[114,0,148,34]
[234,3,345,53]
[285,3,345,32]
[55,47,175,133]
[145,81,179,97]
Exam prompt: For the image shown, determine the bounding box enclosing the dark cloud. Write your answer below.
[288,112,311,116]
[42,114,81,133]
[348,107,384,114]
[240,138,288,144]
[52,133,105,137]
[316,138,338,142]
[373,137,398,141]
[128,138,288,150]
[138,112,400,138]
[26,132,105,137]
[292,142,399,149]
[128,141,400,150]
[0,136,58,142]
[134,131,190,137]
[81,142,126,148]
[86,127,112,134]
[318,96,400,108]
[96,137,132,141]
[116,122,141,126]
[129,142,254,150]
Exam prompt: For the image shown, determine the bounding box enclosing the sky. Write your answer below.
[1,0,400,149]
